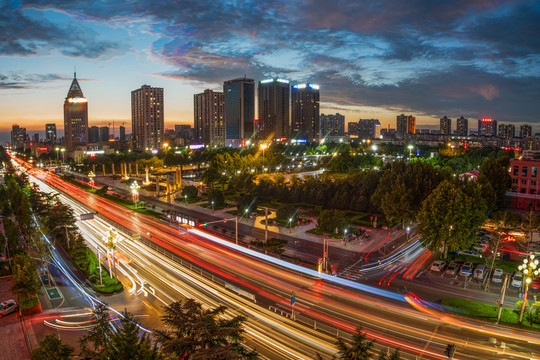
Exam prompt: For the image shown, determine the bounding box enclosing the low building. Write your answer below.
[508,158,540,210]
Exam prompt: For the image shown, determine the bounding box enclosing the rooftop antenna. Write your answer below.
[74,65,77,78]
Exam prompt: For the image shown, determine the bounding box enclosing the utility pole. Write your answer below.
[496,275,508,324]
[235,216,238,245]
[264,207,268,244]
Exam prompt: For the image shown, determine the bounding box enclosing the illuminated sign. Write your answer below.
[86,150,104,155]
[308,83,320,90]
[68,97,87,103]
[37,147,48,151]
[293,84,307,89]
[291,139,307,144]
[276,78,289,84]
[189,144,205,150]
[260,79,273,84]
[481,118,493,122]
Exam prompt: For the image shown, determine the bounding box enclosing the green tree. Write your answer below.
[181,185,198,199]
[10,252,39,303]
[378,349,401,360]
[478,157,511,210]
[318,209,348,234]
[250,238,287,255]
[32,335,74,360]
[335,326,374,360]
[207,189,225,207]
[418,180,487,257]
[154,299,257,360]
[276,204,297,220]
[80,303,111,359]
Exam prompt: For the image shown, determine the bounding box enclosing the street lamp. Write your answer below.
[407,144,414,158]
[289,218,293,233]
[163,143,169,152]
[211,200,215,211]
[260,143,268,173]
[518,254,539,322]
[88,171,95,187]
[55,147,60,164]
[406,226,411,240]
[103,228,121,283]
[130,181,140,208]
[245,208,249,222]
[184,194,188,204]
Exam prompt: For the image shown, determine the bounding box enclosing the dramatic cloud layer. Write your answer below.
[1,0,539,125]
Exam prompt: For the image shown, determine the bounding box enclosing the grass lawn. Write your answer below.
[441,298,540,329]
[87,249,123,294]
[102,194,161,218]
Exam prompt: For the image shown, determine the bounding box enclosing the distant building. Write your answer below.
[478,118,497,136]
[224,77,254,144]
[520,124,532,138]
[498,123,515,139]
[440,116,451,136]
[291,83,320,140]
[258,78,290,139]
[348,122,359,135]
[131,85,164,151]
[45,123,56,144]
[11,124,26,149]
[88,126,99,143]
[119,126,126,141]
[64,72,88,151]
[396,114,415,139]
[99,126,110,142]
[320,113,345,137]
[32,133,39,144]
[356,119,379,139]
[456,116,468,137]
[194,89,225,147]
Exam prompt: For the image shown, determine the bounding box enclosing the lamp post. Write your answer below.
[407,144,414,158]
[55,147,60,164]
[260,143,268,173]
[61,148,65,163]
[130,181,140,208]
[88,171,95,187]
[103,228,121,283]
[245,208,249,223]
[518,254,539,322]
[406,226,411,240]
[211,200,215,212]
[289,218,293,233]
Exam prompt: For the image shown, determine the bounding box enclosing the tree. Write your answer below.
[154,299,257,360]
[276,204,297,220]
[418,180,487,258]
[318,209,348,234]
[80,303,112,359]
[207,189,225,207]
[32,335,74,360]
[378,349,401,360]
[250,238,287,255]
[478,156,511,210]
[182,185,198,199]
[10,252,39,303]
[335,326,374,360]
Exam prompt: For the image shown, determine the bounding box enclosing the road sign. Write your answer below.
[80,213,95,221]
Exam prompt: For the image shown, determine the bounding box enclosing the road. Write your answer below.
[22,161,540,360]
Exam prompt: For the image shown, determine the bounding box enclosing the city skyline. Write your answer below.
[1,1,539,133]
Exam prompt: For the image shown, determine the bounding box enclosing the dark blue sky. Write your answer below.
[1,0,539,131]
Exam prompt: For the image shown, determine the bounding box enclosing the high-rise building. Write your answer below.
[224,77,254,144]
[32,133,39,144]
[357,119,380,139]
[99,126,110,142]
[194,89,225,147]
[396,114,415,139]
[456,116,468,137]
[131,85,164,151]
[348,122,359,136]
[119,126,126,141]
[498,123,515,139]
[64,72,88,151]
[45,123,56,144]
[520,124,532,138]
[10,124,26,149]
[440,116,452,136]
[478,118,497,136]
[291,83,320,140]
[320,113,345,137]
[88,126,99,143]
[258,79,290,139]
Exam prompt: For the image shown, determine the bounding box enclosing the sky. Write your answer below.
[1,0,539,135]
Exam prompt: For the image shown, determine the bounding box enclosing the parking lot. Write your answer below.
[0,276,31,360]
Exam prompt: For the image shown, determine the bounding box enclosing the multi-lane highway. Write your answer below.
[22,160,540,360]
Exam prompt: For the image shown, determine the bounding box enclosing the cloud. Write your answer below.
[0,72,70,89]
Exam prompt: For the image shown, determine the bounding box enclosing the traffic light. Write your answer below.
[198,223,207,227]
[444,344,456,358]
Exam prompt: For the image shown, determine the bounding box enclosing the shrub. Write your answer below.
[207,189,225,207]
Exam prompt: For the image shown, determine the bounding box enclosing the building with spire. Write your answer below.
[64,72,88,151]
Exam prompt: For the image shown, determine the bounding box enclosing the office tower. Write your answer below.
[10,124,26,149]
[258,78,290,139]
[456,116,468,137]
[478,118,497,136]
[119,126,126,141]
[291,83,320,140]
[88,126,99,143]
[357,119,380,139]
[407,115,416,135]
[99,126,110,142]
[440,116,452,136]
[498,124,515,139]
[520,124,532,138]
[32,133,39,144]
[320,113,345,137]
[194,89,225,147]
[348,122,359,135]
[175,124,191,134]
[224,77,255,144]
[131,85,164,151]
[64,72,88,151]
[396,114,415,138]
[45,124,57,144]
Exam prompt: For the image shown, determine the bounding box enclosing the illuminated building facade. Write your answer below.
[498,123,515,139]
[194,89,225,147]
[45,123,56,144]
[440,116,451,136]
[477,118,497,136]
[396,114,415,139]
[224,77,254,144]
[521,124,532,138]
[131,85,164,151]
[320,113,345,137]
[258,78,290,139]
[11,124,26,150]
[456,116,468,137]
[509,157,540,210]
[64,72,88,151]
[291,83,320,140]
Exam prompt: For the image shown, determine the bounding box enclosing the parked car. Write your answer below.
[459,262,474,276]
[475,242,489,252]
[531,278,540,290]
[473,264,486,280]
[492,268,504,283]
[430,260,446,272]
[458,248,481,257]
[0,299,18,317]
[446,263,459,276]
[511,272,524,288]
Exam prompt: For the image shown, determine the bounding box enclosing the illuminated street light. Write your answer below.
[211,200,215,211]
[103,228,121,283]
[371,144,378,152]
[55,147,60,163]
[407,144,414,158]
[518,254,539,322]
[130,181,140,208]
[61,148,65,163]
[260,143,268,173]
[289,218,293,233]
[88,171,95,187]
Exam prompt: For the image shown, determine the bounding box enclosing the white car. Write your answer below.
[0,299,18,317]
[459,262,474,276]
[430,260,446,272]
[473,264,486,280]
[492,268,504,283]
[512,272,524,288]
